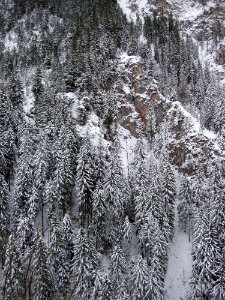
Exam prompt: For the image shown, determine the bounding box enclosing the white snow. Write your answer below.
[166,0,216,22]
[171,101,217,140]
[164,196,193,300]
[123,84,131,94]
[202,128,217,140]
[119,52,141,65]
[118,124,137,176]
[117,0,154,22]
[118,0,225,82]
[130,223,139,258]
[139,32,147,44]
[100,254,111,275]
[75,113,107,148]
[117,0,133,21]
[4,32,18,51]
[67,92,79,120]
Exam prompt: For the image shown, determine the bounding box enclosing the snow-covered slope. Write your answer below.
[164,198,192,300]
[118,0,225,82]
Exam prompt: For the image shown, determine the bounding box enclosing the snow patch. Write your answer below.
[139,32,147,44]
[171,101,217,140]
[67,92,79,120]
[117,0,133,21]
[4,32,18,51]
[164,198,193,300]
[117,0,152,22]
[118,124,136,176]
[123,84,131,94]
[100,254,111,275]
[119,52,141,65]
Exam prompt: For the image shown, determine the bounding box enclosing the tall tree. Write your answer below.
[70,229,99,300]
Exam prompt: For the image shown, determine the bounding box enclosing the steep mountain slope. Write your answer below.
[0,0,224,299]
[119,0,225,82]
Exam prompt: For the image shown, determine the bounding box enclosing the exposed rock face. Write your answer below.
[114,54,224,175]
[121,0,225,80]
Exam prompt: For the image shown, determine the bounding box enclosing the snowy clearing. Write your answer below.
[164,199,193,300]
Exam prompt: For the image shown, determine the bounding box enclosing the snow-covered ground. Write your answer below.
[117,0,151,22]
[169,101,221,153]
[117,0,225,83]
[164,199,193,300]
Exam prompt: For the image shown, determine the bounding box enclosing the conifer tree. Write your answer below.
[0,174,10,266]
[160,151,176,239]
[76,135,95,227]
[32,235,54,300]
[92,181,108,250]
[102,140,126,241]
[54,125,76,215]
[8,72,24,130]
[0,90,15,184]
[3,234,24,300]
[129,255,151,300]
[70,229,99,300]
[189,208,221,299]
[109,244,127,295]
[178,176,193,236]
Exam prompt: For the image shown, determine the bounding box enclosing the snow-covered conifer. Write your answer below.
[129,255,150,300]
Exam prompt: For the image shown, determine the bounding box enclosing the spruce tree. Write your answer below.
[0,174,10,266]
[70,229,99,300]
[129,255,151,300]
[32,235,54,300]
[3,234,24,300]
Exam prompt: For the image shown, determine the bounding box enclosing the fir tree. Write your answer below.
[3,234,24,300]
[0,174,10,266]
[76,135,95,227]
[32,235,54,300]
[129,255,151,300]
[109,244,127,295]
[70,229,99,299]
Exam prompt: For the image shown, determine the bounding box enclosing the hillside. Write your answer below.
[119,0,225,82]
[0,0,224,299]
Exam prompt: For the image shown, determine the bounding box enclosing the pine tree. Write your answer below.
[147,156,164,227]
[32,235,54,300]
[0,90,15,184]
[0,174,10,266]
[54,125,76,215]
[135,186,150,234]
[70,229,99,300]
[102,141,126,241]
[148,251,165,300]
[91,273,113,300]
[189,208,221,299]
[160,152,176,239]
[32,68,50,127]
[122,216,132,256]
[109,244,127,295]
[129,255,151,300]
[211,250,225,300]
[146,103,157,149]
[13,131,35,225]
[178,176,193,237]
[76,135,95,227]
[48,222,63,290]
[8,72,24,130]
[58,214,74,295]
[92,181,108,250]
[2,234,24,300]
